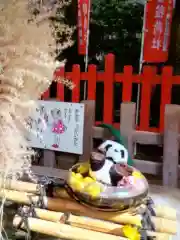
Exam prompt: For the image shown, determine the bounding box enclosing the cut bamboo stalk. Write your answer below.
[0,189,177,234]
[0,177,176,221]
[13,216,127,240]
[0,189,142,226]
[47,197,177,234]
[68,215,173,240]
[53,188,177,220]
[152,205,176,221]
[0,178,38,193]
[22,206,173,240]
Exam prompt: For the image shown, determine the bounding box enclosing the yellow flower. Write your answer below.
[122,225,140,240]
[77,162,90,174]
[84,183,102,198]
[69,172,85,192]
[132,171,144,179]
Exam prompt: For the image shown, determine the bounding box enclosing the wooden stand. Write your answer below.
[13,216,127,240]
[19,206,172,240]
[0,189,177,235]
[0,178,177,221]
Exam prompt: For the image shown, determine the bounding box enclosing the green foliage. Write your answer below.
[89,0,144,70]
[56,0,144,71]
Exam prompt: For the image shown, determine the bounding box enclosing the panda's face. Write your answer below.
[98,140,128,165]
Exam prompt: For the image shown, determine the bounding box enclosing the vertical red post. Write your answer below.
[139,66,156,131]
[122,66,133,102]
[159,66,173,132]
[103,54,115,124]
[71,65,81,102]
[87,65,97,100]
[56,67,65,101]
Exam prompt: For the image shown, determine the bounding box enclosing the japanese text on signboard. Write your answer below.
[27,101,85,155]
[78,0,90,55]
[143,0,173,62]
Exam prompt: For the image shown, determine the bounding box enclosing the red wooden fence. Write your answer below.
[42,53,180,133]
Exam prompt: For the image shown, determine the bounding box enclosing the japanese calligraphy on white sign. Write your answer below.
[143,0,173,62]
[78,0,90,54]
[27,101,85,154]
[152,0,165,50]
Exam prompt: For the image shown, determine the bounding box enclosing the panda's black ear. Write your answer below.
[105,144,112,151]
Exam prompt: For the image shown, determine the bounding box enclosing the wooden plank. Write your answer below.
[56,153,77,170]
[163,104,180,187]
[32,164,180,181]
[133,131,163,145]
[93,127,172,146]
[79,100,95,162]
[32,166,68,180]
[40,150,56,168]
[93,126,112,139]
[134,159,162,175]
[120,102,136,158]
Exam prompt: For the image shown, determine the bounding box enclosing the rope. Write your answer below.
[14,174,53,240]
[146,198,156,217]
[15,178,49,239]
[16,205,37,240]
[138,197,156,240]
[35,184,47,208]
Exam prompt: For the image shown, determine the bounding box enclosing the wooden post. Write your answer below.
[120,102,136,158]
[79,100,95,162]
[40,150,56,168]
[163,104,180,187]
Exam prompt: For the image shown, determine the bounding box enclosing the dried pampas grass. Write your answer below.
[0,0,74,178]
[0,0,54,179]
[0,0,73,236]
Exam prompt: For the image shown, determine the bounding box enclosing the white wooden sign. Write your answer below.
[27,100,85,154]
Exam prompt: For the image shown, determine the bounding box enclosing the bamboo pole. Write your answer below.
[0,189,177,234]
[53,188,177,221]
[0,177,176,220]
[153,205,176,220]
[22,206,173,240]
[13,216,127,240]
[0,178,38,193]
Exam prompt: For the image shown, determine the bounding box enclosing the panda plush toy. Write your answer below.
[89,140,129,186]
[98,140,128,164]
